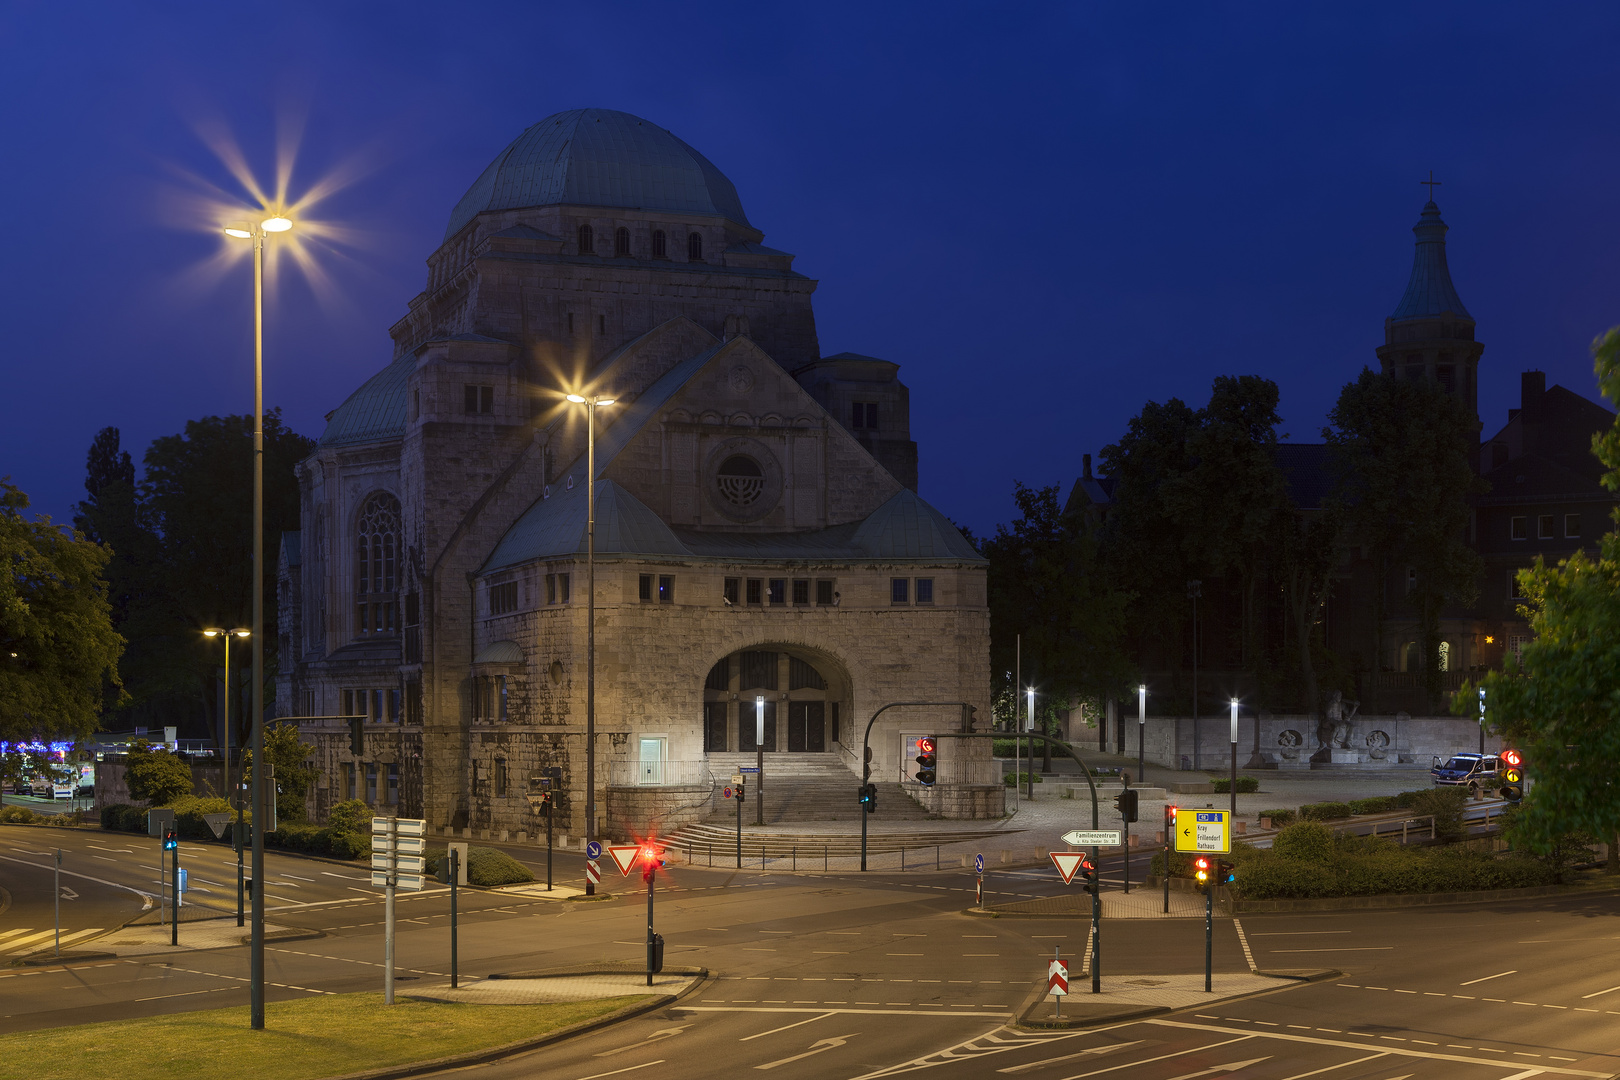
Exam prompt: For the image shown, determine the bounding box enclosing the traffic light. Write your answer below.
[915,737,937,786]
[863,745,873,782]
[1500,749,1524,803]
[536,790,553,815]
[858,783,877,812]
[1079,854,1097,894]
[348,714,364,756]
[162,828,178,851]
[1114,788,1139,823]
[1214,859,1235,887]
[1165,803,1178,842]
[1193,856,1211,891]
[960,703,978,732]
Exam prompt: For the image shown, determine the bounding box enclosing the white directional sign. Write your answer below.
[372,870,425,890]
[1173,808,1231,854]
[1061,829,1122,847]
[369,817,429,891]
[372,854,426,873]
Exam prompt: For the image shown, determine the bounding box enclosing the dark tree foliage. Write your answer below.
[985,482,1132,762]
[1327,369,1485,705]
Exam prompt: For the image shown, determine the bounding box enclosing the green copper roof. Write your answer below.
[481,479,689,573]
[320,357,411,447]
[446,108,751,240]
[1390,201,1473,322]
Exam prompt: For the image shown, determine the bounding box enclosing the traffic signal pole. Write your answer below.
[449,847,459,989]
[735,780,744,869]
[1204,883,1213,992]
[1091,846,1101,994]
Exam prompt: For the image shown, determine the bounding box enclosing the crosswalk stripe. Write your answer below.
[0,928,104,954]
[0,928,32,942]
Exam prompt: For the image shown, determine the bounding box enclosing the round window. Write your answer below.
[716,455,765,509]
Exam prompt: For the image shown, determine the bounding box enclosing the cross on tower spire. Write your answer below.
[1421,170,1442,201]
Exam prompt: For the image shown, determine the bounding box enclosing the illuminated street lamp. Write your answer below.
[1025,687,1036,800]
[203,628,250,926]
[565,393,616,894]
[1137,684,1147,783]
[1229,698,1240,819]
[223,213,292,1029]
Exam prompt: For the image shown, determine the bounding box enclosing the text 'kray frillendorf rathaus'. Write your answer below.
[277,109,998,840]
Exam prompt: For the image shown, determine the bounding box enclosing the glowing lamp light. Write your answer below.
[223,224,253,239]
[566,394,586,403]
[1485,635,1495,644]
[260,216,293,233]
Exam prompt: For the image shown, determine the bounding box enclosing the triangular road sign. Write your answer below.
[1050,851,1085,885]
[203,813,232,839]
[608,844,643,876]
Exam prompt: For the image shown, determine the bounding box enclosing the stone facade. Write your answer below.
[277,109,996,838]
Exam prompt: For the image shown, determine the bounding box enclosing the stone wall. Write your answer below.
[1122,713,1490,771]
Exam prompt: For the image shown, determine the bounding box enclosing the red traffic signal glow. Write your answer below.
[1502,748,1522,767]
[917,736,935,755]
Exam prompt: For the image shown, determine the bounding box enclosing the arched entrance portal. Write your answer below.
[701,647,847,755]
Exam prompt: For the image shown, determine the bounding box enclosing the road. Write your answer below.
[3,823,1618,1080]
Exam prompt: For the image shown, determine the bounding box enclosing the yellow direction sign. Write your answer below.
[1173,808,1230,854]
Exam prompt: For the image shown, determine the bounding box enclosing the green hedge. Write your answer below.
[1003,772,1043,786]
[1258,808,1296,827]
[1348,796,1400,815]
[1235,844,1556,899]
[98,799,369,860]
[1211,777,1260,793]
[423,846,536,887]
[1300,801,1352,821]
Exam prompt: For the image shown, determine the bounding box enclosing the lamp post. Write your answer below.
[223,213,290,1031]
[1229,698,1239,820]
[565,393,615,894]
[203,628,250,926]
[1025,687,1035,801]
[1477,685,1486,755]
[1187,579,1201,771]
[1137,684,1146,783]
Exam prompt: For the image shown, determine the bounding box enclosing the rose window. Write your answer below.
[716,455,765,508]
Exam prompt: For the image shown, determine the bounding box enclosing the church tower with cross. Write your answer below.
[1374,181,1486,457]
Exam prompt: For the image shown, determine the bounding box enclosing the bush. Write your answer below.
[1258,808,1295,827]
[1211,776,1260,793]
[1231,839,1560,900]
[166,794,235,841]
[0,805,40,824]
[328,799,372,834]
[992,739,1017,758]
[1300,801,1352,821]
[1272,821,1336,862]
[123,741,195,805]
[1406,786,1468,841]
[101,803,151,832]
[1234,855,1340,898]
[1348,796,1399,815]
[1003,772,1043,786]
[424,846,536,886]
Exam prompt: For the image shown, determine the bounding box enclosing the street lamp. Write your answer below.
[223,213,292,1029]
[1025,687,1035,801]
[1229,698,1240,820]
[565,393,616,894]
[203,628,250,926]
[1137,684,1146,783]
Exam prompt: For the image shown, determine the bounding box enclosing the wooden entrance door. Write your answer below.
[787,701,825,752]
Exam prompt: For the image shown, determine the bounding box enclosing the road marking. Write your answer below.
[739,1010,838,1042]
[1580,984,1620,999]
[572,1060,664,1080]
[996,1042,1142,1072]
[1045,1036,1256,1079]
[1270,947,1393,953]
[1231,918,1256,972]
[1460,970,1517,985]
[1251,930,1351,936]
[755,1033,858,1070]
[1275,1061,1392,1080]
[676,1006,1013,1017]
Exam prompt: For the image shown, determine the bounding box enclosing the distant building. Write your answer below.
[276,109,995,836]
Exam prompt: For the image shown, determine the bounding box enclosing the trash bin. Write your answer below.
[1180,754,1191,771]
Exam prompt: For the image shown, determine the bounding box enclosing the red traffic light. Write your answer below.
[1501,748,1522,767]
[1194,856,1210,870]
[917,736,935,754]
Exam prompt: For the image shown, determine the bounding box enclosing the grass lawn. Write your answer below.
[0,992,649,1080]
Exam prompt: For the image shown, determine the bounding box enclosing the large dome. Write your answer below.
[444,108,752,241]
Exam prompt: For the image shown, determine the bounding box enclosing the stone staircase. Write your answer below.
[703,752,934,823]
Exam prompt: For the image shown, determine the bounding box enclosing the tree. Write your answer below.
[1327,369,1484,704]
[123,739,195,805]
[986,482,1132,769]
[0,479,124,744]
[1464,328,1620,864]
[244,720,320,822]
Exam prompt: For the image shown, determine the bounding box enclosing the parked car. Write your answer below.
[28,775,55,798]
[1431,752,1500,796]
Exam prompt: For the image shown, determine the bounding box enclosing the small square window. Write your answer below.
[1510,516,1527,541]
[464,385,493,414]
[724,577,740,606]
[816,579,834,605]
[639,574,652,602]
[1565,513,1581,538]
[557,573,571,603]
[852,401,878,429]
[768,578,786,605]
[792,579,810,605]
[891,577,909,604]
[1538,514,1555,540]
[746,578,762,605]
[659,575,674,604]
[916,578,934,604]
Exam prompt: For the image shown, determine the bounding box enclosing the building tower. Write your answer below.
[1375,198,1486,466]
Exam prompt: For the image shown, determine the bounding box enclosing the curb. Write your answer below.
[1231,878,1620,913]
[15,950,121,967]
[1012,968,1341,1030]
[324,968,712,1080]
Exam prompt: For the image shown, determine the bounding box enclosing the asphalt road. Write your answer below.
[3,823,1618,1080]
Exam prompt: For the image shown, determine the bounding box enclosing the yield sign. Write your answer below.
[1050,851,1087,885]
[203,813,232,839]
[608,844,644,876]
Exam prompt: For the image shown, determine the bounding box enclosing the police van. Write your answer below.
[1430,752,1500,797]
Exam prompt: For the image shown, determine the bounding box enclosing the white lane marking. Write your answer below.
[1270,947,1394,953]
[996,1042,1142,1073]
[1162,1059,1271,1080]
[1251,931,1352,936]
[1460,970,1517,985]
[755,1033,859,1070]
[1046,1036,1256,1079]
[571,1060,665,1080]
[1580,983,1620,999]
[1231,917,1257,972]
[1276,1062,1396,1080]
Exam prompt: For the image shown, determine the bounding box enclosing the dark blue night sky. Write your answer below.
[4,3,1618,536]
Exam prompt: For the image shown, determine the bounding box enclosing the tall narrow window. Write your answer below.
[659,575,674,604]
[1565,513,1582,538]
[852,402,878,429]
[355,492,402,638]
[614,226,630,256]
[640,574,653,602]
[577,223,594,254]
[599,314,605,335]
[687,232,703,261]
[746,578,762,605]
[464,385,494,414]
[652,230,667,259]
[891,577,909,604]
[723,577,740,606]
[768,578,787,605]
[1538,515,1555,540]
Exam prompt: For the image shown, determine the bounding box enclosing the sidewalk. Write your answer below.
[406,971,698,1004]
[1020,971,1313,1028]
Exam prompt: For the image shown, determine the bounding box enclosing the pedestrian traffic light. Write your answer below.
[915,737,937,786]
[1165,803,1178,842]
[859,783,877,812]
[348,714,364,756]
[641,845,663,882]
[1214,859,1235,887]
[863,745,873,782]
[960,703,978,733]
[1115,788,1139,823]
[1193,856,1211,891]
[1079,854,1097,894]
[162,828,178,851]
[1500,748,1524,804]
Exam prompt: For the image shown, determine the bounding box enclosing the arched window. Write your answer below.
[614,226,630,257]
[687,231,703,261]
[355,492,402,638]
[577,223,594,254]
[652,230,667,259]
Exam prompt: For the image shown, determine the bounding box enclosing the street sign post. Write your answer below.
[1172,809,1231,854]
[975,852,984,908]
[1050,852,1101,992]
[585,860,601,887]
[371,816,428,1005]
[1061,830,1121,847]
[1048,951,1069,1018]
